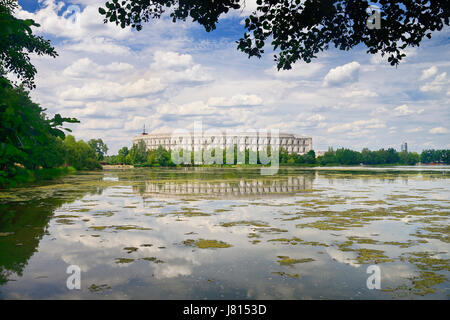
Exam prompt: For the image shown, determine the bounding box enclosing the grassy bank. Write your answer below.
[0,166,77,189]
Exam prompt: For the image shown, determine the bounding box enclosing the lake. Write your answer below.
[0,167,449,299]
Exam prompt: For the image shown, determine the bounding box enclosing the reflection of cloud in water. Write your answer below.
[377,263,415,283]
[2,168,450,299]
[52,228,202,275]
[326,247,360,268]
[247,283,298,300]
[153,263,193,279]
[430,193,449,200]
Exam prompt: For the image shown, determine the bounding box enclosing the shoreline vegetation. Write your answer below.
[0,166,77,189]
[0,134,104,189]
[102,163,450,174]
[0,3,105,189]
[7,152,448,190]
[103,163,450,168]
[103,142,450,168]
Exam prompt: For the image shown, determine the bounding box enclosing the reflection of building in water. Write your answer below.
[133,131,312,154]
[136,176,314,199]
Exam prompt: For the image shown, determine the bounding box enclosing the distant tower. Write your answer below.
[142,124,148,135]
[401,142,408,152]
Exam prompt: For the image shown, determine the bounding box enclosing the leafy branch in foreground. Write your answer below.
[0,77,79,172]
[0,0,58,89]
[99,0,449,69]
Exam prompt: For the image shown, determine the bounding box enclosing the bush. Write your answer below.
[0,166,76,189]
[63,135,102,170]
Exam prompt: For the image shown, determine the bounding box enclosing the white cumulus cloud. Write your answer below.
[429,127,449,134]
[323,62,360,87]
[420,66,438,80]
[208,94,262,107]
[420,72,448,92]
[393,104,424,116]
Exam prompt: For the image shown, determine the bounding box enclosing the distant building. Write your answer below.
[401,142,408,153]
[133,130,313,155]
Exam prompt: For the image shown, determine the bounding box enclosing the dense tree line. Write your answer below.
[0,129,103,187]
[105,143,315,166]
[315,148,450,166]
[105,144,450,167]
[281,149,316,165]
[420,149,450,164]
[105,141,183,166]
[0,1,105,187]
[315,148,421,166]
[0,74,96,187]
[0,72,106,184]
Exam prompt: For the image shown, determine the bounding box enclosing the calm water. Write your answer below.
[0,167,449,299]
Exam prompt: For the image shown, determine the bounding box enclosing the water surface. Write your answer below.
[0,167,449,299]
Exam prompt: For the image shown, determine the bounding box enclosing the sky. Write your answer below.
[14,0,450,154]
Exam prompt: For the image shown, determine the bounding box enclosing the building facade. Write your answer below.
[133,131,312,154]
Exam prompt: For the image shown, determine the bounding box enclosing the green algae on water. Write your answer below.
[123,247,139,253]
[220,220,270,228]
[268,237,303,245]
[88,225,151,231]
[115,258,135,264]
[277,256,315,266]
[272,271,300,279]
[89,284,111,292]
[141,257,164,263]
[0,232,14,237]
[254,227,288,234]
[347,236,378,244]
[183,238,232,249]
[54,215,79,219]
[354,248,393,264]
[168,207,211,217]
[55,219,75,225]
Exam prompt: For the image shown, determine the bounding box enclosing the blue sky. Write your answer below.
[15,0,450,154]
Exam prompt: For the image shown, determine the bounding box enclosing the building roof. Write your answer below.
[133,130,311,139]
